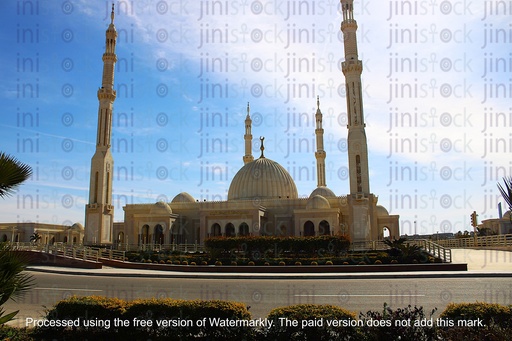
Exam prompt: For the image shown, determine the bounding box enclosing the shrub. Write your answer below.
[173,260,181,265]
[123,299,253,340]
[0,326,33,341]
[34,296,126,339]
[374,260,382,264]
[230,261,237,266]
[440,302,512,328]
[264,304,358,340]
[190,262,196,266]
[310,261,318,265]
[278,261,286,266]
[181,260,188,265]
[248,261,255,266]
[215,261,222,266]
[325,260,333,265]
[358,261,366,265]
[294,261,302,266]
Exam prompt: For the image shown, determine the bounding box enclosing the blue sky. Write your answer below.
[1,0,510,235]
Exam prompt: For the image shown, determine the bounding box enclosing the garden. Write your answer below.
[123,236,443,266]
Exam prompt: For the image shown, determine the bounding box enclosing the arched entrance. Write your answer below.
[117,231,125,244]
[319,220,330,235]
[382,226,390,239]
[140,225,149,244]
[154,224,164,244]
[225,223,235,237]
[278,224,287,236]
[304,221,315,236]
[211,223,221,237]
[239,223,249,236]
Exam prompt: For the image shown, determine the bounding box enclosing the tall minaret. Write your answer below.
[341,0,370,196]
[243,102,254,164]
[85,4,117,245]
[314,96,326,187]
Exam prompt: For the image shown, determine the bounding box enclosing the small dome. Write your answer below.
[376,205,389,217]
[151,201,172,214]
[306,195,331,210]
[171,192,195,203]
[228,157,298,200]
[310,186,336,198]
[70,222,84,231]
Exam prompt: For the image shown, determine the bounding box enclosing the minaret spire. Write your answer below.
[243,102,254,164]
[314,96,327,187]
[341,0,370,195]
[85,4,118,245]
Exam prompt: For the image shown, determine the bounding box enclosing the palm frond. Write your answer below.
[497,177,512,210]
[0,152,33,198]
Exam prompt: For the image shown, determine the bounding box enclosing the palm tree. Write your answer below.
[0,152,33,324]
[29,232,41,244]
[497,177,512,223]
[0,152,32,198]
[0,243,34,324]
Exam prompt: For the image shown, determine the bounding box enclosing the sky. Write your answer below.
[1,0,510,236]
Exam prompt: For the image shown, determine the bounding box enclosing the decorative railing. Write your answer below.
[350,239,452,263]
[436,234,512,248]
[412,239,451,263]
[11,242,100,262]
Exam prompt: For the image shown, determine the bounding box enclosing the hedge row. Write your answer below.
[30,298,512,341]
[204,235,351,258]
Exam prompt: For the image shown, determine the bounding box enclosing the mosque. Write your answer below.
[81,1,400,248]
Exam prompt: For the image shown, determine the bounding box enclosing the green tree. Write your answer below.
[0,152,32,198]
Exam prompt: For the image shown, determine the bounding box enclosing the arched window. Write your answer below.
[304,221,315,236]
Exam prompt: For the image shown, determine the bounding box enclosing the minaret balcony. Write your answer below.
[342,60,363,73]
[97,88,117,100]
[341,20,357,29]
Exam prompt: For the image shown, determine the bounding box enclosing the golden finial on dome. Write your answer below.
[259,136,265,158]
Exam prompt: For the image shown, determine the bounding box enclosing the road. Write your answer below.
[5,272,512,328]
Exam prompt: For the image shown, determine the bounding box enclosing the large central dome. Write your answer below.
[228,157,298,200]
